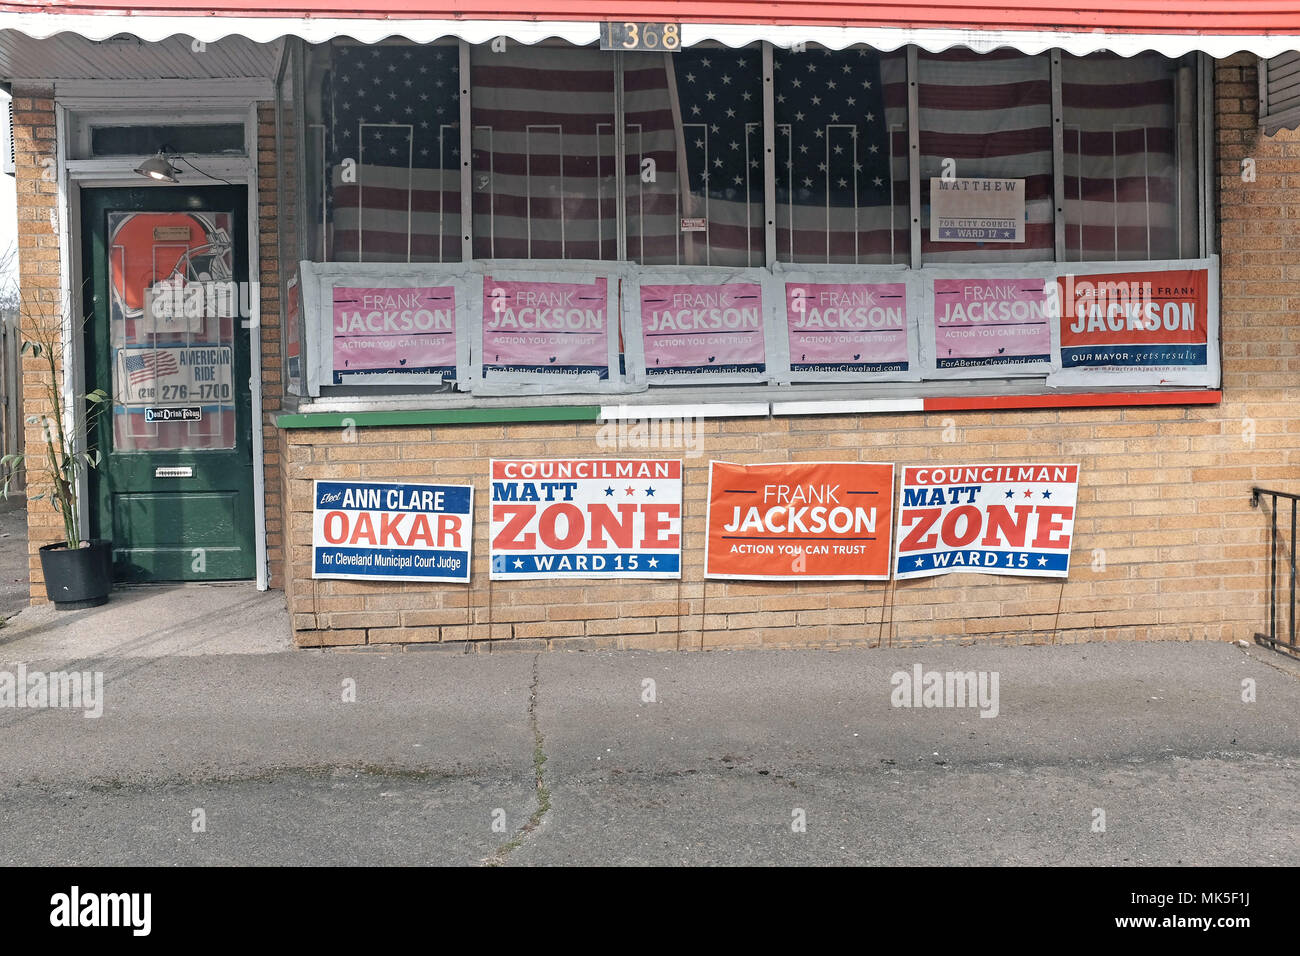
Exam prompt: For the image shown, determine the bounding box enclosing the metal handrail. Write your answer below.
[1250,487,1300,658]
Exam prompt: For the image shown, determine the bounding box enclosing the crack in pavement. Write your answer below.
[484,654,550,866]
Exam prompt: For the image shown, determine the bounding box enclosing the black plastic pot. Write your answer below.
[38,539,113,610]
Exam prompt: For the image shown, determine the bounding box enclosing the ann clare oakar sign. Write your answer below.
[312,480,473,583]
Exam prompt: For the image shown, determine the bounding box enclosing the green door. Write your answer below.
[82,186,255,582]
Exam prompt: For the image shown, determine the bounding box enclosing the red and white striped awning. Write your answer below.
[1,1,1299,57]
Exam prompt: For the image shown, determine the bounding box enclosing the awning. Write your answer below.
[3,1,1300,58]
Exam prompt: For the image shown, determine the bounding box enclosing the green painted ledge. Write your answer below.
[275,405,602,429]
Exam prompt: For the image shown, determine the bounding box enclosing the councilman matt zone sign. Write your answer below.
[490,459,682,579]
[895,463,1078,579]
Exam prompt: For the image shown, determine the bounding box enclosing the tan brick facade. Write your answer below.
[276,54,1292,651]
[10,57,1296,649]
[12,84,66,601]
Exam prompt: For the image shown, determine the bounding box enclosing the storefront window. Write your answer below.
[918,50,1054,263]
[277,39,1214,404]
[303,39,463,263]
[470,41,616,260]
[1062,52,1200,261]
[624,44,765,266]
[774,46,909,265]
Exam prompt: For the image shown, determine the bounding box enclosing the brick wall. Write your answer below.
[256,101,285,589]
[11,85,64,602]
[278,54,1293,651]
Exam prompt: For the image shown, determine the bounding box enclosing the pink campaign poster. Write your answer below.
[332,286,457,384]
[639,282,766,379]
[785,281,910,376]
[481,276,611,379]
[930,277,1053,374]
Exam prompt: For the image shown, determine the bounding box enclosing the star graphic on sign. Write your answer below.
[830,112,840,122]
[706,90,716,101]
[807,62,817,73]
[1037,556,1049,567]
[648,558,659,568]
[792,78,802,88]
[725,108,736,118]
[691,105,702,115]
[605,486,615,496]
[645,487,656,497]
[814,129,824,138]
[795,111,805,121]
[865,112,876,123]
[626,487,636,496]
[742,90,752,101]
[711,124,720,133]
[826,80,837,90]
[818,162,827,172]
[685,72,696,83]
[846,96,856,106]
[810,95,822,106]
[799,144,809,154]
[721,73,732,85]
[1042,490,1052,499]
[914,558,925,568]
[513,559,524,569]
[842,63,853,74]
[701,57,712,67]
[1024,490,1034,498]
[694,138,705,149]
[1006,490,1015,498]
[833,145,843,155]
[713,157,724,168]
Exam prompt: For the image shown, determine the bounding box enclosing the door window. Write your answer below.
[106,211,240,453]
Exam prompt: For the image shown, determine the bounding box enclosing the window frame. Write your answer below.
[281,38,1217,410]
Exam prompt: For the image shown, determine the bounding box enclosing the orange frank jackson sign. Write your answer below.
[705,460,895,580]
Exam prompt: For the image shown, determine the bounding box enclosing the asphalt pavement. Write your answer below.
[0,607,1296,865]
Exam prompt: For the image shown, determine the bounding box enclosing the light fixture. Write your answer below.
[134,150,179,183]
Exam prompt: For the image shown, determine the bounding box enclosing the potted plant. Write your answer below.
[1,290,111,609]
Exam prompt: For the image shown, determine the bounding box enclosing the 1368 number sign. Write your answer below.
[601,22,681,52]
